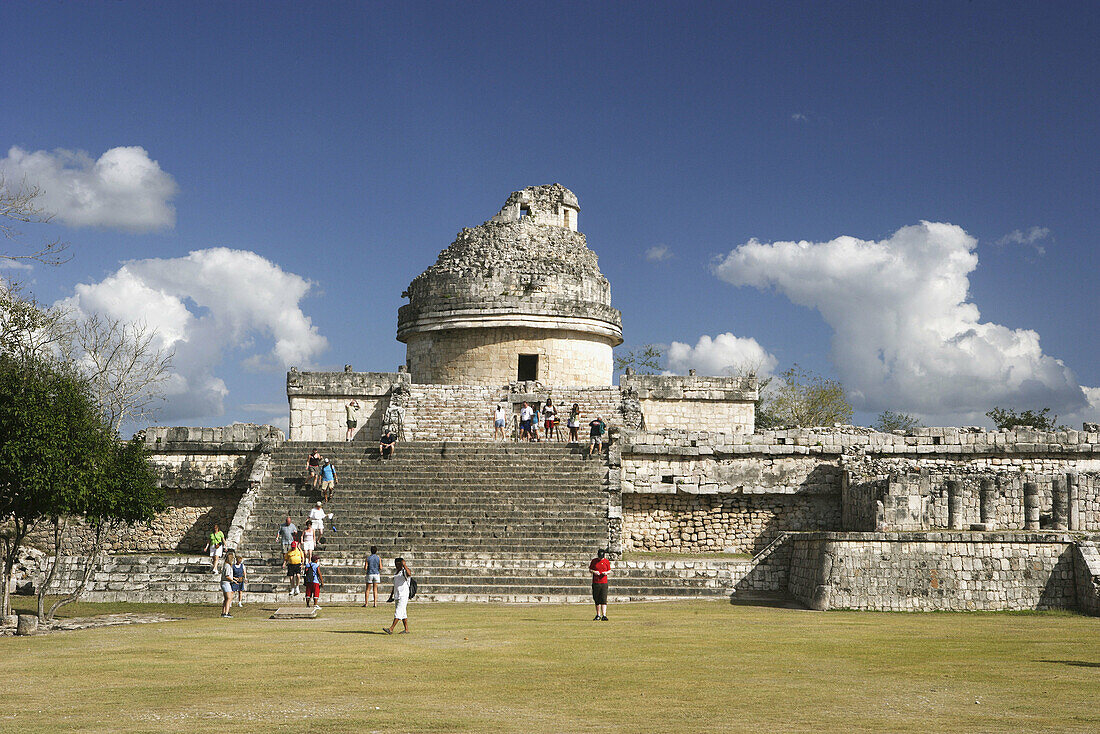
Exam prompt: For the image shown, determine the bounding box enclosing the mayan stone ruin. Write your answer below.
[35,185,1100,613]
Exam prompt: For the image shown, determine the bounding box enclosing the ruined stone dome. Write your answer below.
[397,185,623,344]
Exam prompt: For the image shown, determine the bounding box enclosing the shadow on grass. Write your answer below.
[331,630,390,635]
[1037,659,1100,668]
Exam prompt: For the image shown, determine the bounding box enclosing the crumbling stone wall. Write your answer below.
[621,374,757,435]
[788,531,1078,612]
[287,369,407,442]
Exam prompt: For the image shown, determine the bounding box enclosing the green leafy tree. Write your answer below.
[985,406,1060,431]
[614,344,663,374]
[874,410,924,433]
[0,354,163,620]
[757,364,852,429]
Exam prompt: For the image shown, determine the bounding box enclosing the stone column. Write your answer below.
[1051,477,1069,531]
[1023,481,1041,531]
[946,480,963,529]
[1068,473,1081,531]
[977,477,997,530]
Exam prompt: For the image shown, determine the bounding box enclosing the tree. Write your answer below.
[757,364,852,429]
[0,355,111,619]
[614,344,663,374]
[0,174,69,267]
[874,410,923,433]
[986,406,1060,431]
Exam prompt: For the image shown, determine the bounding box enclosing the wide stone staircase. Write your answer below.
[54,441,745,604]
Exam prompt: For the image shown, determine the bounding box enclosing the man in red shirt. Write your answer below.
[589,549,611,621]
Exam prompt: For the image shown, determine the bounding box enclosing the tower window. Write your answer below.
[519,205,530,219]
[517,354,538,381]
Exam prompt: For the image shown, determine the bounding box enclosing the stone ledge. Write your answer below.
[788,530,1092,543]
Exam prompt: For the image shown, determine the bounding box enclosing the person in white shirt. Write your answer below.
[519,402,534,440]
[492,404,507,441]
[301,520,316,563]
[384,557,413,634]
[309,502,326,538]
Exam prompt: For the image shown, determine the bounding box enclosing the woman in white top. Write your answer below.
[309,502,326,537]
[384,557,413,634]
[301,521,316,562]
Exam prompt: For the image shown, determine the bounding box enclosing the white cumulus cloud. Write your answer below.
[1,145,177,231]
[644,245,673,262]
[667,333,778,377]
[59,247,328,421]
[712,222,1091,423]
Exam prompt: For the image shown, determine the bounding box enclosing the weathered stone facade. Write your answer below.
[620,374,757,434]
[397,185,623,386]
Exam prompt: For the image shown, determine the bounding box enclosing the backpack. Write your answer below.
[408,577,418,599]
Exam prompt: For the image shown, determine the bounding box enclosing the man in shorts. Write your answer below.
[205,523,225,572]
[587,415,607,457]
[284,541,303,596]
[364,545,382,607]
[303,553,323,609]
[310,501,327,538]
[345,399,361,441]
[379,428,398,459]
[519,401,533,440]
[319,461,337,503]
[276,516,297,553]
[589,548,611,621]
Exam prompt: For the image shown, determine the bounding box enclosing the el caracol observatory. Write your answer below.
[397,184,623,387]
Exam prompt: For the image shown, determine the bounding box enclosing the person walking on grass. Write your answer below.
[589,548,611,621]
[231,553,247,608]
[220,551,237,618]
[284,541,304,597]
[206,523,225,572]
[303,553,323,609]
[364,546,382,607]
[384,557,413,634]
[587,414,607,458]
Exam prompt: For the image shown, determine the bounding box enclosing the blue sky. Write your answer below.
[2,1,1098,432]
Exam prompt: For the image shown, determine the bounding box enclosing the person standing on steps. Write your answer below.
[303,553,323,609]
[345,399,361,441]
[319,460,337,503]
[276,516,297,554]
[284,541,303,596]
[519,401,533,441]
[310,500,327,538]
[230,553,247,608]
[543,398,557,442]
[384,557,413,634]
[587,414,607,458]
[301,520,317,563]
[567,403,581,443]
[492,403,507,441]
[306,448,323,491]
[206,523,225,572]
[220,550,237,618]
[589,548,611,621]
[364,545,382,607]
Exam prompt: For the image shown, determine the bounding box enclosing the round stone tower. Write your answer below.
[397,184,623,386]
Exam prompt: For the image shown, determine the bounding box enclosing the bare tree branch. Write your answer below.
[0,174,70,267]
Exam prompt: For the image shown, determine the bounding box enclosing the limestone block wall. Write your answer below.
[788,532,1079,612]
[286,370,408,442]
[623,494,840,554]
[1074,541,1100,616]
[404,326,614,387]
[620,374,758,434]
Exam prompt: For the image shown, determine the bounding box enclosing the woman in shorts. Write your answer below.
[543,399,557,441]
[306,448,322,491]
[567,403,581,442]
[220,551,236,618]
[301,520,316,563]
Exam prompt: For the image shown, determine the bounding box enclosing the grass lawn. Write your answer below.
[4,597,1099,733]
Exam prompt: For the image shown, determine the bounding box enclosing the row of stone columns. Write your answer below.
[943,473,1082,532]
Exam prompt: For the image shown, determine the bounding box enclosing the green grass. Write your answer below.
[4,597,1100,733]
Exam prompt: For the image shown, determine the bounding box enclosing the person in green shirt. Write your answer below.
[205,523,226,572]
